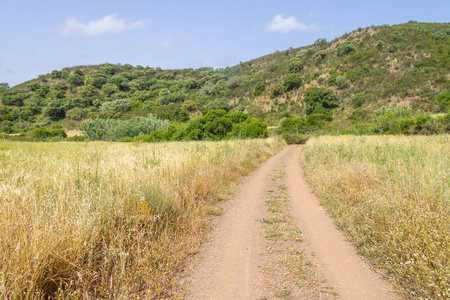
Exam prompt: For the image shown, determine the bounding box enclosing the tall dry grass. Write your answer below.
[0,138,284,299]
[301,135,450,299]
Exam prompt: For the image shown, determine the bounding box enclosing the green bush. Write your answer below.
[241,118,267,138]
[438,92,450,112]
[85,72,107,88]
[282,133,310,144]
[270,83,284,98]
[304,87,338,117]
[31,128,67,139]
[337,41,356,56]
[283,74,303,91]
[288,58,304,73]
[336,75,350,89]
[81,115,169,141]
[100,99,131,113]
[253,82,265,96]
[375,105,444,134]
[352,94,365,107]
[279,117,307,133]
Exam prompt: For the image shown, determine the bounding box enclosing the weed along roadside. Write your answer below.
[301,135,450,299]
[181,144,398,299]
[0,138,284,299]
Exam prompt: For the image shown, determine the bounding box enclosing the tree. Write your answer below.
[313,38,328,49]
[288,58,304,73]
[204,97,229,112]
[85,72,107,88]
[313,50,327,64]
[44,99,67,120]
[253,82,265,96]
[173,107,190,122]
[67,73,84,86]
[24,95,45,114]
[0,83,10,93]
[102,83,120,96]
[102,65,120,75]
[337,41,356,56]
[110,75,130,91]
[66,107,88,121]
[50,70,62,79]
[100,99,131,113]
[203,110,233,139]
[73,69,84,76]
[27,82,41,91]
[270,83,284,98]
[283,74,303,91]
[241,118,267,138]
[304,87,338,117]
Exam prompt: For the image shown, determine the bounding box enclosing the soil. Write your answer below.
[179,145,399,300]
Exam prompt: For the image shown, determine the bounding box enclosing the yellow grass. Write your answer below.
[0,138,284,299]
[301,135,450,299]
[65,130,85,137]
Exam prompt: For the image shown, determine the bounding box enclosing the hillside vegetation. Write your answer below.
[0,21,449,140]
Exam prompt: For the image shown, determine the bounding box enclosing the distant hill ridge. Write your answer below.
[1,21,449,136]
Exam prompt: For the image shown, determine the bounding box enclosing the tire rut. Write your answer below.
[183,145,399,300]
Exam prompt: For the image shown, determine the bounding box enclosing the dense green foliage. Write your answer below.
[1,21,449,140]
[81,115,169,141]
[130,110,267,143]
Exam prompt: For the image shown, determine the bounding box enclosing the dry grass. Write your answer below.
[301,135,450,299]
[0,138,284,299]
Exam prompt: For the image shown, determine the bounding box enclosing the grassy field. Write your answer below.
[0,138,284,299]
[301,135,450,299]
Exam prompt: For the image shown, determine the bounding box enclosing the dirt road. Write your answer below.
[185,145,398,299]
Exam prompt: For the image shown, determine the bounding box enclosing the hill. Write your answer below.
[1,21,449,139]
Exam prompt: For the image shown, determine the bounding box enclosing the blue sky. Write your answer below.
[1,0,448,87]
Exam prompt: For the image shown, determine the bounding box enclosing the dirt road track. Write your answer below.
[186,145,398,299]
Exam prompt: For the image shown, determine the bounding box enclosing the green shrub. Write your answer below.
[241,118,267,138]
[270,83,284,98]
[253,82,265,96]
[336,75,350,89]
[66,135,86,142]
[337,41,356,56]
[352,94,365,107]
[282,133,310,144]
[279,117,307,133]
[283,74,303,91]
[288,58,304,73]
[31,128,67,139]
[81,115,169,141]
[438,91,450,111]
[346,65,374,82]
[304,87,338,117]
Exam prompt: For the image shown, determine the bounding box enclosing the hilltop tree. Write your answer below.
[337,41,356,56]
[313,38,328,49]
[0,82,9,93]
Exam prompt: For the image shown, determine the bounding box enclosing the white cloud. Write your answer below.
[267,14,317,33]
[59,13,145,37]
[159,37,172,48]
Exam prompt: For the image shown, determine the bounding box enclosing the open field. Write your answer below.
[0,138,284,299]
[301,135,450,299]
